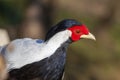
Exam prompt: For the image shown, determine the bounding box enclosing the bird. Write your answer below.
[0,19,96,80]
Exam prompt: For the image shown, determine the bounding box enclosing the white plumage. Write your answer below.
[4,38,44,70]
[1,30,71,70]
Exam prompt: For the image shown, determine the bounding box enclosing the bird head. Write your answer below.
[67,24,96,41]
[45,19,96,42]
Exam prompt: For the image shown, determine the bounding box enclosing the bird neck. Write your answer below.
[46,30,71,46]
[39,30,72,59]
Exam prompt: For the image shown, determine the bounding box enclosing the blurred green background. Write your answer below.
[0,0,120,80]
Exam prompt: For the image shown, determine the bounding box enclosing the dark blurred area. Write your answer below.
[0,0,120,80]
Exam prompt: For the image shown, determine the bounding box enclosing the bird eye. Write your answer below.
[75,29,80,34]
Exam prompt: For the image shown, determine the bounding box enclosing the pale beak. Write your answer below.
[80,33,96,41]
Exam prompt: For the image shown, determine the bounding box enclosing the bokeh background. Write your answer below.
[0,0,120,80]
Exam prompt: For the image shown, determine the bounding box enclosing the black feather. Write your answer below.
[8,40,71,80]
[45,19,81,41]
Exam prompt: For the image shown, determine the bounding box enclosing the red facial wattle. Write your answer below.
[68,25,89,41]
